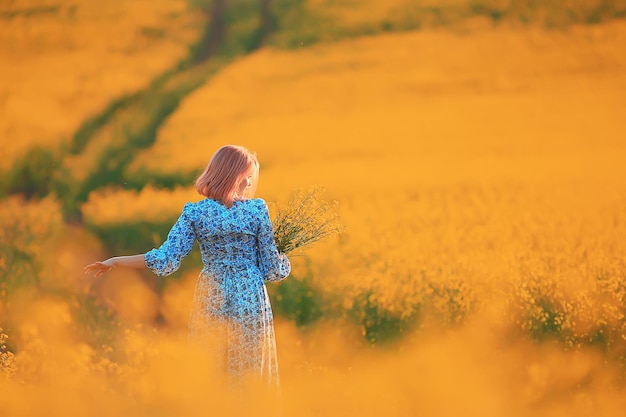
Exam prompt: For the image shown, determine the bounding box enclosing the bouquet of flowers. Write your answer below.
[272,186,344,254]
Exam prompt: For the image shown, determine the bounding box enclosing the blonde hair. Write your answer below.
[195,145,259,208]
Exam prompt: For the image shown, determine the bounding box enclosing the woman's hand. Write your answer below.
[84,254,146,277]
[84,258,116,278]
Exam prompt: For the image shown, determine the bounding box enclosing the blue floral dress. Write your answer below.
[144,198,291,385]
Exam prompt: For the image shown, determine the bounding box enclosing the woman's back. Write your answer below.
[193,198,269,270]
[145,198,290,283]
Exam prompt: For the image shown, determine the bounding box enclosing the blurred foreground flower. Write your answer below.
[1,328,15,378]
[272,186,344,254]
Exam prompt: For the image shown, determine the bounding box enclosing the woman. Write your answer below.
[85,145,291,386]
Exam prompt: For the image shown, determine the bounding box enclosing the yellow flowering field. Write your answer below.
[0,0,202,170]
[98,20,626,353]
[2,3,626,416]
[127,20,626,186]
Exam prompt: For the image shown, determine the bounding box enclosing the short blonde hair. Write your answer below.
[195,145,259,208]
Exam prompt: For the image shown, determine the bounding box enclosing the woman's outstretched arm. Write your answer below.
[85,203,196,279]
[84,254,147,278]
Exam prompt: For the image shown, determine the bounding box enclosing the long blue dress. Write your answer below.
[144,198,291,385]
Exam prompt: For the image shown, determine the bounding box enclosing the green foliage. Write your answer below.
[349,290,420,345]
[69,95,131,155]
[1,147,61,199]
[218,0,266,55]
[427,278,474,327]
[269,273,325,327]
[529,295,566,341]
[0,214,41,298]
[0,4,60,19]
[266,0,626,50]
[511,269,626,363]
[0,244,39,297]
[187,0,274,61]
[265,0,328,49]
[470,0,626,27]
[126,167,197,191]
[469,1,506,23]
[88,221,174,255]
[71,293,122,355]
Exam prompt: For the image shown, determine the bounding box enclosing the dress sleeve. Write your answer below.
[144,203,196,277]
[256,200,291,282]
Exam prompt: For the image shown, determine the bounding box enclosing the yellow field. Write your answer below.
[0,0,201,169]
[128,20,626,190]
[2,6,626,417]
[117,20,626,320]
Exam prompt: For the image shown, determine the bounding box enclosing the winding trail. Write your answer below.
[52,1,277,220]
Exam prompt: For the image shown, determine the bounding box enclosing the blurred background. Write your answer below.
[1,1,626,416]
